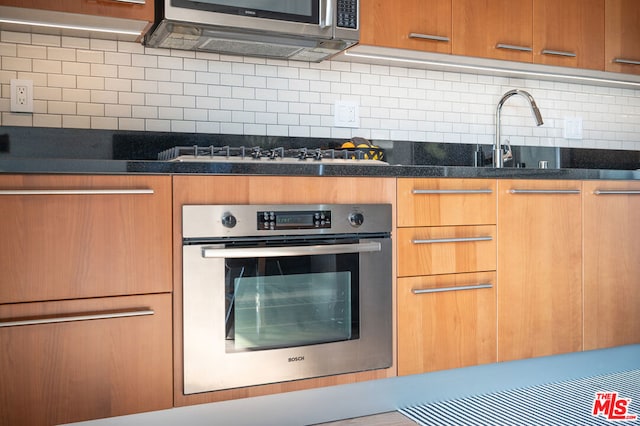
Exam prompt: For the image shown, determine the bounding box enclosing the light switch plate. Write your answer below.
[563,117,583,139]
[334,100,360,128]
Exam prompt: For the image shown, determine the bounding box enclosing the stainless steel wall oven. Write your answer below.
[181,204,392,394]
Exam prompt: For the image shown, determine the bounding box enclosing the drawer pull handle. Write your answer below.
[412,283,493,294]
[541,49,576,58]
[409,33,450,42]
[509,189,580,195]
[496,43,532,52]
[412,236,493,244]
[0,309,154,328]
[0,189,154,195]
[105,0,146,3]
[412,189,493,194]
[593,190,640,195]
[613,58,640,66]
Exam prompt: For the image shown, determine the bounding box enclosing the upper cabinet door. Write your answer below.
[533,0,605,70]
[452,0,533,62]
[0,0,154,22]
[605,0,640,75]
[360,0,452,54]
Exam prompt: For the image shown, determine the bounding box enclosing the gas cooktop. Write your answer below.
[157,145,387,165]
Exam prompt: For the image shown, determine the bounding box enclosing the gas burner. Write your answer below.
[157,145,387,165]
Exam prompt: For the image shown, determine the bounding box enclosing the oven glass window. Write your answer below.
[225,243,360,352]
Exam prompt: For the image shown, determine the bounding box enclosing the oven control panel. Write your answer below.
[258,210,332,231]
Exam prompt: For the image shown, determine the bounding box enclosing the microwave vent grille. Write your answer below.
[199,37,304,58]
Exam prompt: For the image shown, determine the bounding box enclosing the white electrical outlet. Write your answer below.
[10,79,34,113]
[334,100,360,128]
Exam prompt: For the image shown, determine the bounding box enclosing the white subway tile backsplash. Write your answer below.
[91,90,118,104]
[62,88,90,103]
[78,103,105,117]
[1,37,639,150]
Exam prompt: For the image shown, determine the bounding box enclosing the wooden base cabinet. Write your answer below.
[0,293,173,426]
[0,174,172,304]
[396,178,497,375]
[398,272,497,375]
[497,180,583,362]
[0,174,173,426]
[583,181,640,350]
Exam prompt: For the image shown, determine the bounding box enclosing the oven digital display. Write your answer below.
[258,210,331,230]
[277,213,314,227]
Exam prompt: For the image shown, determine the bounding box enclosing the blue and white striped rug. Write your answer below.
[399,369,640,425]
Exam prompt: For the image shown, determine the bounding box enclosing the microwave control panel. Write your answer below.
[337,0,358,29]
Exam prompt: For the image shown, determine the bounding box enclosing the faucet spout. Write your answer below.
[494,89,544,168]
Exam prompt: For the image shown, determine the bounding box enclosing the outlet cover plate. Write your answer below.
[10,79,33,113]
[334,100,360,128]
[563,117,583,139]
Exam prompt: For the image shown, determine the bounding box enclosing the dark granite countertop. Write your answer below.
[1,126,639,180]
[2,157,639,180]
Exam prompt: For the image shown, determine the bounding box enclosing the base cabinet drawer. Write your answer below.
[0,174,172,304]
[397,226,496,276]
[0,293,173,426]
[397,178,496,227]
[397,272,497,375]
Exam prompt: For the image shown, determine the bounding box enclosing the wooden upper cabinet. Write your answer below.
[0,174,172,304]
[452,0,533,62]
[360,0,452,54]
[533,0,605,70]
[0,0,155,23]
[605,0,640,75]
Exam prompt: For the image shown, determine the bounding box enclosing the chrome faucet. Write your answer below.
[494,89,544,168]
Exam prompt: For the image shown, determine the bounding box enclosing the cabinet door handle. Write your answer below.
[409,33,450,42]
[104,0,146,4]
[593,190,640,195]
[613,58,640,66]
[412,189,493,195]
[0,309,154,328]
[541,49,576,58]
[508,189,580,195]
[412,283,493,294]
[0,189,154,195]
[496,43,532,52]
[412,236,493,244]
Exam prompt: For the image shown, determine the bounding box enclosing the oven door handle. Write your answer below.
[201,242,382,258]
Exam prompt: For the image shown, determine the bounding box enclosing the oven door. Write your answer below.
[182,236,392,394]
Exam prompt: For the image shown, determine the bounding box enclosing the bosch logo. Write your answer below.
[288,356,305,362]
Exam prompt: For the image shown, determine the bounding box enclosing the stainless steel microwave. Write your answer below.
[145,0,359,62]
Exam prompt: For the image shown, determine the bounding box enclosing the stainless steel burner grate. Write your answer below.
[157,145,386,164]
